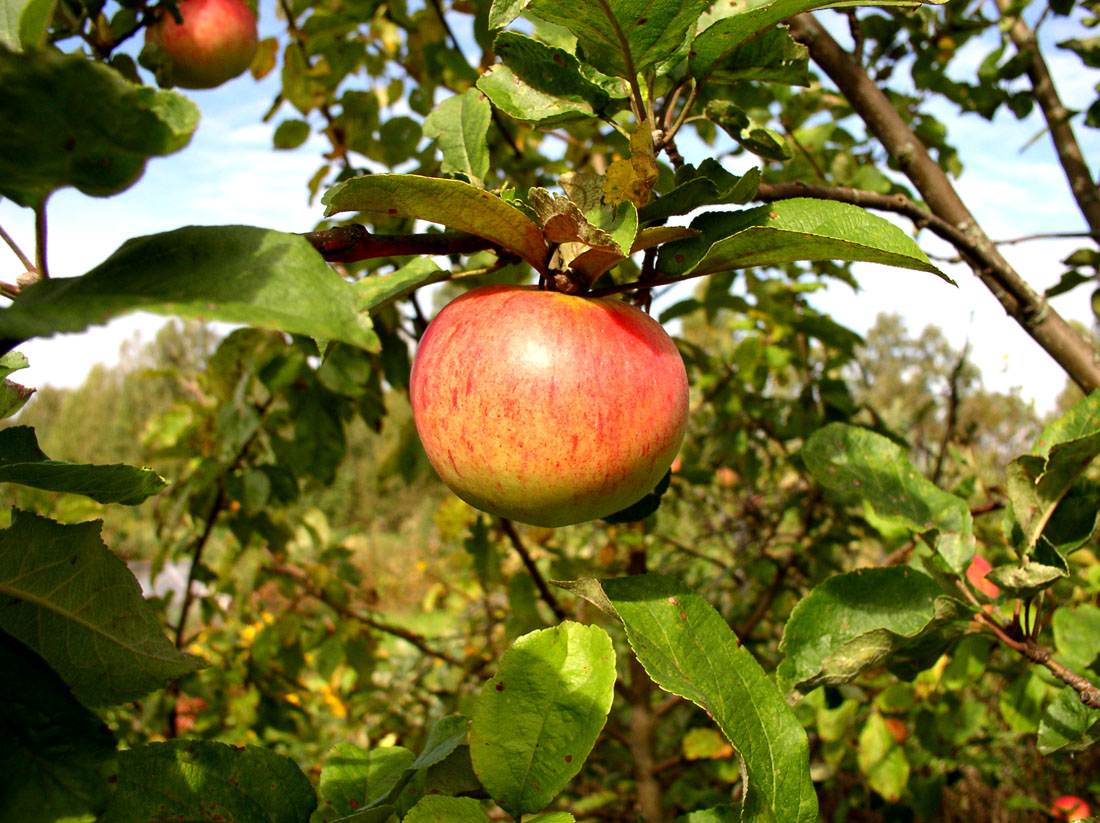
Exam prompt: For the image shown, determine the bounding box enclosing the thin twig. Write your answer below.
[976,612,1100,709]
[0,224,34,272]
[33,205,48,279]
[499,518,568,621]
[266,562,464,666]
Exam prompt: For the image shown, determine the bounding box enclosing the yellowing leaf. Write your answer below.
[603,121,658,208]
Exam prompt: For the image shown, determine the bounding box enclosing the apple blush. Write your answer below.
[410,285,690,528]
[144,0,259,90]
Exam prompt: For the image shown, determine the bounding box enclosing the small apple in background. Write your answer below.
[1050,796,1091,821]
[143,0,258,89]
[410,285,689,528]
[966,554,1000,599]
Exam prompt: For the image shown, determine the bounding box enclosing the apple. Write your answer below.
[1051,796,1091,822]
[144,0,258,90]
[965,554,1000,599]
[410,285,689,528]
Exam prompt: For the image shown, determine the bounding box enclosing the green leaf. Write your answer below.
[469,622,616,818]
[801,423,975,573]
[0,509,205,707]
[1038,686,1100,754]
[0,351,34,419]
[561,574,818,823]
[0,426,167,504]
[100,741,317,823]
[346,714,472,814]
[706,101,792,161]
[274,118,312,150]
[0,226,380,351]
[526,0,713,78]
[656,199,947,284]
[857,712,909,802]
[1,0,55,51]
[641,161,760,223]
[423,88,491,185]
[709,25,810,86]
[0,631,118,823]
[1053,604,1100,674]
[984,563,1065,598]
[312,743,415,823]
[673,805,741,823]
[0,48,199,207]
[323,174,549,273]
[777,567,971,694]
[690,0,937,79]
[477,32,609,127]
[404,796,490,823]
[413,714,470,769]
[1004,389,1100,557]
[356,257,450,315]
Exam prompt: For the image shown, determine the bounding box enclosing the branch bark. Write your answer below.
[787,13,1100,393]
[993,0,1100,239]
[303,224,499,263]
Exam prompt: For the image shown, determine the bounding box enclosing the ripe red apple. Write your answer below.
[965,554,1000,599]
[1050,796,1091,822]
[410,285,689,527]
[144,0,258,90]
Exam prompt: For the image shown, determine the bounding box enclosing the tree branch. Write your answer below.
[976,612,1100,709]
[0,223,34,273]
[499,518,568,622]
[303,224,500,263]
[787,13,1100,393]
[994,0,1100,240]
[266,562,464,666]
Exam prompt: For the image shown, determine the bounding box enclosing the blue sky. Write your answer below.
[2,1,1098,411]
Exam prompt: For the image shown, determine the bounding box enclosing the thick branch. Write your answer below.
[787,13,1100,392]
[303,224,499,263]
[994,0,1100,239]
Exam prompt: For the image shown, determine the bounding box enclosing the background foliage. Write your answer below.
[3,0,1100,821]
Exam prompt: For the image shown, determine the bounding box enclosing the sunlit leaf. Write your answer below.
[469,622,616,818]
[423,88,491,185]
[561,574,818,823]
[526,0,713,78]
[477,32,608,127]
[324,174,549,273]
[1004,389,1100,556]
[801,423,974,573]
[0,226,380,351]
[0,0,55,50]
[656,199,947,283]
[777,567,971,694]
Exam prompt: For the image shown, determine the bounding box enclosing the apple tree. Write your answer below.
[2,0,1100,820]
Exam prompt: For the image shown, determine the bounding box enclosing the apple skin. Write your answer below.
[145,0,258,90]
[1050,796,1091,822]
[410,285,690,528]
[965,554,1000,599]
